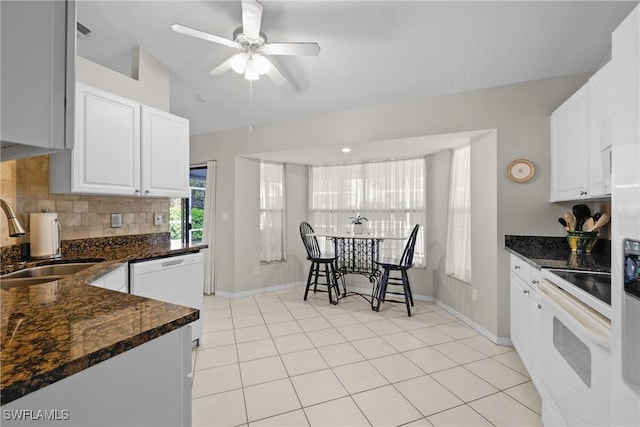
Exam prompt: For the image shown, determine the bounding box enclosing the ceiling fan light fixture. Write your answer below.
[230,52,249,73]
[252,54,271,75]
[244,59,260,80]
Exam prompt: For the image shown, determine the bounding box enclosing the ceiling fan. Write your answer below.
[171,0,320,86]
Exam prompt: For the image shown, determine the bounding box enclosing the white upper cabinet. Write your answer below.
[550,64,613,202]
[551,85,590,202]
[50,84,189,198]
[0,0,76,161]
[141,106,190,197]
[588,62,613,197]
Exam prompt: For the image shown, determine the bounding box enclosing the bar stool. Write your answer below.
[299,222,340,304]
[372,224,420,316]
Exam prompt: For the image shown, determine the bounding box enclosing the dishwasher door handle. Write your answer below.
[161,259,184,268]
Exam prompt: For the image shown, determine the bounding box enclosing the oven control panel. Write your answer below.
[624,239,640,300]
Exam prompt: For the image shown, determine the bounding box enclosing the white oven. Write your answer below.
[538,277,612,427]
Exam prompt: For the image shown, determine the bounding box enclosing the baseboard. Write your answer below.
[434,299,513,346]
[215,281,306,299]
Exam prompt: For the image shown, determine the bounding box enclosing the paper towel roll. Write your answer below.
[29,213,61,259]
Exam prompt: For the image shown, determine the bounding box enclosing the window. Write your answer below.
[445,144,471,283]
[169,167,207,245]
[260,162,286,262]
[310,158,426,266]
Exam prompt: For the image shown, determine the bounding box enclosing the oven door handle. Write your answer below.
[539,279,611,349]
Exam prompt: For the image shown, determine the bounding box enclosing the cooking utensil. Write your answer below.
[566,230,599,254]
[558,218,570,231]
[564,211,576,231]
[572,204,592,231]
[591,213,610,232]
[583,217,595,232]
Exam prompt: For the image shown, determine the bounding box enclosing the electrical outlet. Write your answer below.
[110,213,122,228]
[154,213,162,226]
[472,289,478,302]
[254,266,260,276]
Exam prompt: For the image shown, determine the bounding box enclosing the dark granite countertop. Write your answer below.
[505,235,611,273]
[0,234,206,405]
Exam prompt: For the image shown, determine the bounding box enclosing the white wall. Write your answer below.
[76,48,170,111]
[191,73,590,340]
[216,156,308,294]
[426,132,499,339]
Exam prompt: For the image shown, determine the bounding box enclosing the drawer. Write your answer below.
[510,255,531,283]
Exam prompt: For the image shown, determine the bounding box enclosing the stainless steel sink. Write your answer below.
[1,276,64,289]
[1,262,98,279]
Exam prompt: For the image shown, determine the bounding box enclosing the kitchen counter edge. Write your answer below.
[0,245,207,405]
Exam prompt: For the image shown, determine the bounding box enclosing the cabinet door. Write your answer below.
[2,327,192,427]
[550,85,590,202]
[588,63,612,197]
[141,106,190,198]
[73,84,141,195]
[0,0,75,159]
[510,272,531,366]
[529,289,542,382]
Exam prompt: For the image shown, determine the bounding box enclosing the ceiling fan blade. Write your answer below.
[263,58,288,87]
[242,0,263,40]
[209,57,234,76]
[262,42,320,56]
[171,23,239,49]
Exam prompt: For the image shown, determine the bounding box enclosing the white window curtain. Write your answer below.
[445,144,471,283]
[260,162,286,262]
[202,160,217,295]
[310,158,426,266]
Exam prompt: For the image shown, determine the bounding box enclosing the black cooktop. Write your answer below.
[548,270,612,305]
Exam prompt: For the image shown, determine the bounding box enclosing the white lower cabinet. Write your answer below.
[50,83,189,198]
[528,286,542,381]
[509,255,542,382]
[510,272,530,365]
[1,326,192,427]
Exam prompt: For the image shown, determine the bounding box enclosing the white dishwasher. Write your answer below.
[129,252,203,343]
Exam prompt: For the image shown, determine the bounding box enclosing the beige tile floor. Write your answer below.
[192,286,543,427]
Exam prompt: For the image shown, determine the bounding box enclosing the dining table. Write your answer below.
[309,231,408,305]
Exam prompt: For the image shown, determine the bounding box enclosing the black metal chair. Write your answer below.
[300,222,341,304]
[372,224,420,316]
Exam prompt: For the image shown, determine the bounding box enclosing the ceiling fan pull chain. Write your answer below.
[249,80,253,132]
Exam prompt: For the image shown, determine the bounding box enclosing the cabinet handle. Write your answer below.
[135,189,140,193]
[580,190,588,196]
[523,289,530,294]
[145,190,150,194]
[538,304,542,310]
[531,280,539,285]
[515,265,521,270]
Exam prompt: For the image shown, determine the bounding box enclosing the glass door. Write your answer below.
[170,167,207,245]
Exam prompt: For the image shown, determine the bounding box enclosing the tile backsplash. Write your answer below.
[1,155,169,247]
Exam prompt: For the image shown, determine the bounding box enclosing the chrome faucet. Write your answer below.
[0,199,26,237]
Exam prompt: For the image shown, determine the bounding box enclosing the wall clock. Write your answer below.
[507,159,535,183]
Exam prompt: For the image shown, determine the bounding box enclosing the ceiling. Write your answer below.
[243,130,489,165]
[77,1,638,136]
